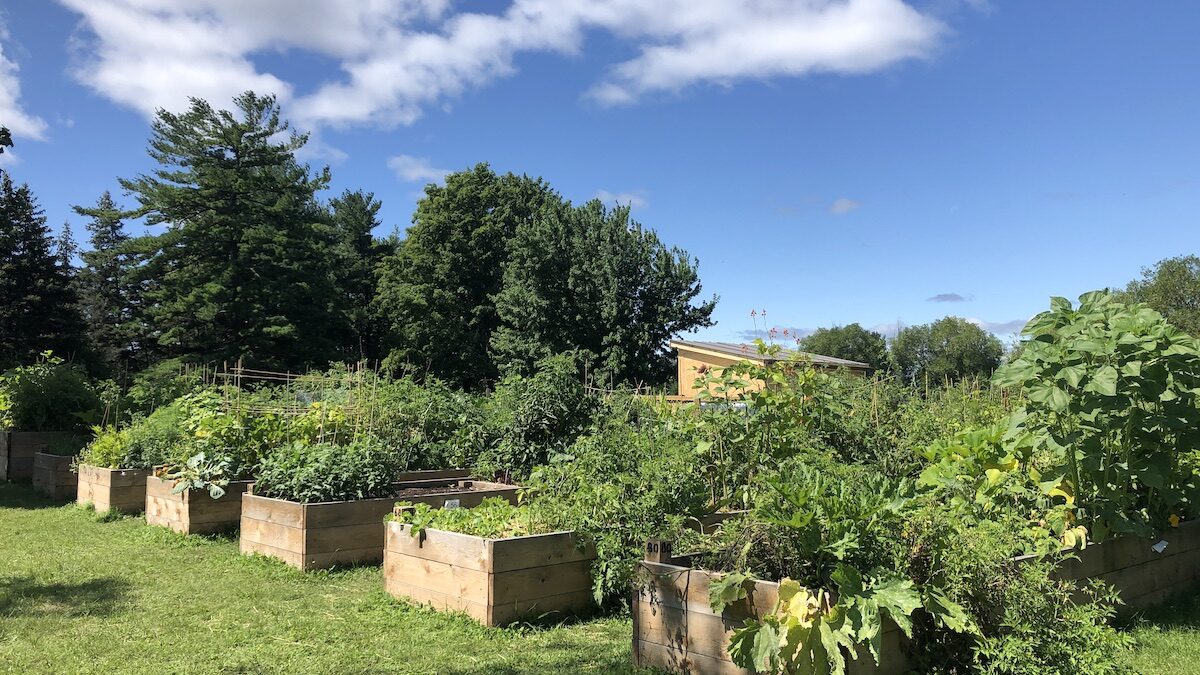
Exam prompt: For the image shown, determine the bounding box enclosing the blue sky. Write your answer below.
[1,1,1197,344]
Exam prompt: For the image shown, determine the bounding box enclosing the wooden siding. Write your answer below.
[76,464,150,513]
[239,480,521,571]
[32,452,77,500]
[3,431,74,482]
[145,475,254,535]
[384,522,596,626]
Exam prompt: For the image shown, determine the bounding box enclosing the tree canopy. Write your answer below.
[891,316,1003,385]
[119,92,343,370]
[1119,255,1200,336]
[797,323,889,371]
[0,171,85,367]
[492,200,716,385]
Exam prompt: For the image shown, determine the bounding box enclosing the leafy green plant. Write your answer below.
[391,497,552,539]
[0,352,100,431]
[253,439,404,503]
[162,452,231,499]
[78,426,132,469]
[994,291,1200,538]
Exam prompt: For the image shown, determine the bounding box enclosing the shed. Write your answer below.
[669,340,871,399]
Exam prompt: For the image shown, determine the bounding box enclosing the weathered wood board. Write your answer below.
[76,464,150,513]
[31,452,78,500]
[145,475,254,535]
[239,480,520,571]
[3,431,74,482]
[636,520,1200,674]
[384,522,596,626]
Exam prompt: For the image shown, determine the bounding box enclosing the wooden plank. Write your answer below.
[488,530,595,573]
[240,536,303,568]
[239,515,304,553]
[32,453,77,499]
[386,524,490,571]
[304,522,385,555]
[384,577,491,624]
[241,493,305,529]
[635,638,747,675]
[488,588,594,626]
[491,559,593,604]
[302,546,384,570]
[394,468,472,482]
[383,549,490,602]
[303,497,395,528]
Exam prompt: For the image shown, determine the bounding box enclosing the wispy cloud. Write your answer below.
[595,189,648,209]
[927,292,973,302]
[58,0,945,131]
[0,20,47,141]
[829,197,861,215]
[388,154,450,183]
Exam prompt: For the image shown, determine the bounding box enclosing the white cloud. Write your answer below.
[58,0,945,130]
[595,189,648,209]
[0,22,47,141]
[829,197,861,215]
[388,154,450,183]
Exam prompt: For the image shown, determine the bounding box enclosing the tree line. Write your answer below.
[795,255,1200,385]
[0,93,716,389]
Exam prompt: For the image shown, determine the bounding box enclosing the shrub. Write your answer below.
[475,353,596,479]
[253,439,404,503]
[0,353,100,431]
[78,402,186,470]
[367,376,485,471]
[526,395,712,603]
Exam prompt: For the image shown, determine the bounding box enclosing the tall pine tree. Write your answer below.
[75,192,143,373]
[329,190,392,362]
[0,171,86,367]
[120,92,343,370]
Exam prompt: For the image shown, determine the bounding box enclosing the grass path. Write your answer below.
[0,483,637,674]
[2,481,1197,674]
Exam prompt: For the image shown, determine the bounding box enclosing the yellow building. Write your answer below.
[670,340,871,398]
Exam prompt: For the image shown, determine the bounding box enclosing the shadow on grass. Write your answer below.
[0,575,132,619]
[1122,588,1200,631]
[0,481,61,510]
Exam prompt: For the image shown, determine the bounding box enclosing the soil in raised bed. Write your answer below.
[390,481,508,500]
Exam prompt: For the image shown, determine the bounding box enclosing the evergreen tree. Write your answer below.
[120,92,342,370]
[329,190,392,362]
[0,171,85,367]
[75,192,143,372]
[491,200,717,386]
[374,164,560,388]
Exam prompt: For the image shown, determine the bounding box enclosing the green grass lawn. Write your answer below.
[2,482,1198,675]
[0,482,640,674]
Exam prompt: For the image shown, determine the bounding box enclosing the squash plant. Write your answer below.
[700,463,972,674]
[993,291,1200,539]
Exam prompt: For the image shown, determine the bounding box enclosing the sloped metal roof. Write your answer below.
[670,340,871,370]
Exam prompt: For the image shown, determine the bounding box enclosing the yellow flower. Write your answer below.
[1169,514,1181,528]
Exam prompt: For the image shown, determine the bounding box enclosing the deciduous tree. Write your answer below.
[891,316,1002,385]
[797,323,889,371]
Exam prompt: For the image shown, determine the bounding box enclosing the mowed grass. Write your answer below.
[1121,590,1200,674]
[0,483,640,675]
[3,482,1199,675]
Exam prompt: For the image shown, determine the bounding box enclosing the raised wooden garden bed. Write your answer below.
[239,479,521,571]
[144,475,255,535]
[395,468,471,482]
[384,519,596,626]
[632,542,908,675]
[32,452,78,500]
[1,431,74,482]
[634,522,1200,674]
[76,464,151,513]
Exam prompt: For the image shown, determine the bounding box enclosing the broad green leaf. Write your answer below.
[1088,365,1118,396]
[708,572,751,613]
